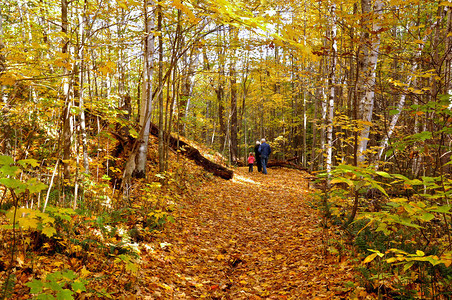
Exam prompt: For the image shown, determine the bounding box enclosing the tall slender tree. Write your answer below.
[356,0,383,163]
[122,0,155,185]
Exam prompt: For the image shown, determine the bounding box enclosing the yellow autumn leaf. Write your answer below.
[16,253,25,267]
[363,253,378,263]
[117,0,128,9]
[443,259,452,267]
[159,283,173,290]
[172,0,184,10]
[0,72,17,85]
[386,257,399,263]
[80,266,91,278]
[42,225,57,237]
[53,261,64,267]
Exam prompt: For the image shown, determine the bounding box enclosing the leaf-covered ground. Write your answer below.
[0,164,374,299]
[138,167,370,299]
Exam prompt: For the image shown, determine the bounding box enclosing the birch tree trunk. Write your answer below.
[356,0,383,163]
[326,3,337,178]
[122,0,155,185]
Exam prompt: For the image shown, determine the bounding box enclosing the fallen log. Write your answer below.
[133,123,234,180]
[111,125,233,180]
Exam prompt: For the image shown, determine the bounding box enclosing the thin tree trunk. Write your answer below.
[310,55,324,172]
[356,0,383,163]
[229,26,238,164]
[117,8,126,99]
[217,29,226,153]
[164,9,182,171]
[326,3,337,180]
[0,13,5,103]
[61,0,72,181]
[302,91,307,168]
[157,4,165,174]
[178,46,197,136]
[122,0,155,185]
[79,0,89,174]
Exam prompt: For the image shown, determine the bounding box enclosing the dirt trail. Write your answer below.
[141,167,359,299]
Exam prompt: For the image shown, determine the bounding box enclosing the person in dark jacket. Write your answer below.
[258,138,271,174]
[254,140,262,172]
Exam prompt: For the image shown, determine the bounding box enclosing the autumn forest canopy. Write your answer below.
[1,0,452,298]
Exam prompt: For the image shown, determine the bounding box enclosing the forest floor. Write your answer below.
[0,165,375,299]
[136,167,371,299]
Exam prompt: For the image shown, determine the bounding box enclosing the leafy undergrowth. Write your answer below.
[0,163,373,299]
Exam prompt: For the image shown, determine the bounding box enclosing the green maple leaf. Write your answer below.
[56,289,74,300]
[71,280,86,293]
[26,279,44,294]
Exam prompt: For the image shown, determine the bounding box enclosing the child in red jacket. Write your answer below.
[248,152,256,172]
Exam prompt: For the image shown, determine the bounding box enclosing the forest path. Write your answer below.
[140,167,361,299]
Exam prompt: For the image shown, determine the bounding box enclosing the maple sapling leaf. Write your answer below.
[18,158,40,168]
[56,289,74,300]
[0,155,14,165]
[42,226,57,237]
[0,165,21,177]
[71,280,86,293]
[26,279,44,294]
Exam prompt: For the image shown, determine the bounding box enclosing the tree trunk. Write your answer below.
[0,11,6,103]
[61,0,72,181]
[356,0,383,163]
[117,8,126,99]
[217,29,226,153]
[326,3,337,181]
[157,4,165,174]
[0,13,4,76]
[229,26,238,164]
[178,42,198,136]
[302,91,307,168]
[78,1,89,174]
[122,0,155,185]
[240,61,251,161]
[164,9,182,171]
[310,55,324,173]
